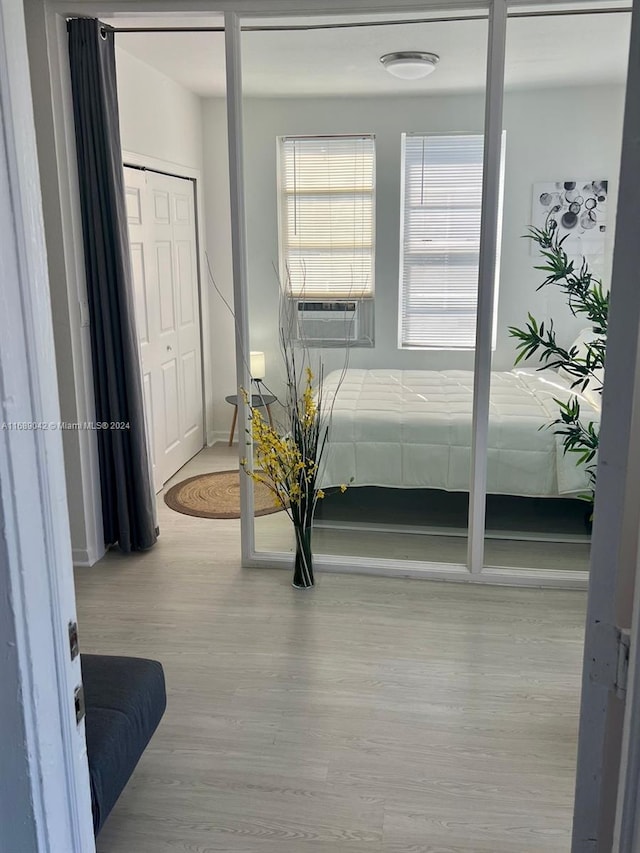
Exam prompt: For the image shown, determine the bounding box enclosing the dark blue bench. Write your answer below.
[81,654,166,834]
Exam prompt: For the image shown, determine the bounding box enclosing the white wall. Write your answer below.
[201,99,237,438]
[116,47,204,172]
[202,84,625,419]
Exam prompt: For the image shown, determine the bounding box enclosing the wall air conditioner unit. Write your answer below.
[297,301,359,344]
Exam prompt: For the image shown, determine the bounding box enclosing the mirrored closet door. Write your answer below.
[229,0,632,586]
[482,3,631,578]
[242,8,489,573]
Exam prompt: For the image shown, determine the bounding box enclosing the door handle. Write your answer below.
[166,345,173,351]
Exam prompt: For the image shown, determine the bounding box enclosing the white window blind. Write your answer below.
[399,132,501,350]
[279,135,375,299]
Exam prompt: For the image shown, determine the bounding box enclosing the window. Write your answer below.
[398,132,504,350]
[278,135,375,299]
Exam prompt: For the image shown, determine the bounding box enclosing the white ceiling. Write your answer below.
[104,10,631,97]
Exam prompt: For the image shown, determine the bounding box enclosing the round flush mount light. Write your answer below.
[380,51,440,80]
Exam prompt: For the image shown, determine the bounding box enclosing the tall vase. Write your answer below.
[292,524,314,589]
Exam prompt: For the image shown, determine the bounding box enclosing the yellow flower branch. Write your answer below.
[240,367,347,531]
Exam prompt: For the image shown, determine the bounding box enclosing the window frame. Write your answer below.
[397,130,505,351]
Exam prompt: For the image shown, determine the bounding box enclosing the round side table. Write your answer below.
[225,393,277,446]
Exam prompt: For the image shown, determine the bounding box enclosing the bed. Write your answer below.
[318,368,600,498]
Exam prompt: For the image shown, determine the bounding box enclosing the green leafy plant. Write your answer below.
[508,224,608,505]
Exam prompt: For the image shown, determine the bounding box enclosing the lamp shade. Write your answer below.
[250,351,266,380]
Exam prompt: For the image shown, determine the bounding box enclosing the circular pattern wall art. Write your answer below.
[532,179,608,257]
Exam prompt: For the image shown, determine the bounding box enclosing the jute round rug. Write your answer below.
[164,469,284,519]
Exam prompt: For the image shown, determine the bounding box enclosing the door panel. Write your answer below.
[125,184,142,223]
[165,174,204,465]
[129,244,149,343]
[153,189,170,223]
[124,166,204,489]
[142,372,155,467]
[124,168,162,492]
[161,359,180,450]
[174,192,191,225]
[157,243,176,333]
[177,240,195,326]
[181,349,200,437]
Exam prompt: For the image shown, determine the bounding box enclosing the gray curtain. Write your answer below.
[68,18,157,552]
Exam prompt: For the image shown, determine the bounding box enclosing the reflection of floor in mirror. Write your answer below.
[256,511,590,572]
[165,445,589,572]
[258,485,590,572]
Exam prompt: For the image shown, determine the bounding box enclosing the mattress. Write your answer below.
[318,368,600,497]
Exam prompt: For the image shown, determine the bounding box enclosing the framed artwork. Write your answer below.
[531,180,608,256]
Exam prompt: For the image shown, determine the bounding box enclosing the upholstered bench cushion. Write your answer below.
[81,654,166,834]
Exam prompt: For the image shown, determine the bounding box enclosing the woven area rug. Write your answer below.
[164,469,283,519]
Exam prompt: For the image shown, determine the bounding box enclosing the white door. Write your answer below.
[124,167,204,491]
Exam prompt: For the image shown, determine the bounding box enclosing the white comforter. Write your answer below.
[318,368,600,497]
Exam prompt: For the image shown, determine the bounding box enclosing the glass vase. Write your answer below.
[292,524,314,589]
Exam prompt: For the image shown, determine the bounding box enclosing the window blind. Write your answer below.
[279,135,375,299]
[399,132,489,349]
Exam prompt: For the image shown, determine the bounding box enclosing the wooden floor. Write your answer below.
[75,445,588,853]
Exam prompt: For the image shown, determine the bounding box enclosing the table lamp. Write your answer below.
[250,351,266,398]
[250,351,265,381]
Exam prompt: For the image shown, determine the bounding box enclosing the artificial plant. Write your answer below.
[240,286,350,589]
[508,223,608,505]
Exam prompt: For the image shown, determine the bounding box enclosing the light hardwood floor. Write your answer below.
[75,444,587,853]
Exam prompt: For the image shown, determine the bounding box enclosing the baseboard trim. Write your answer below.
[72,548,91,567]
[72,544,105,567]
[208,431,229,446]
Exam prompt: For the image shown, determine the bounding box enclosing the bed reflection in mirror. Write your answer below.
[312,366,594,571]
[254,361,597,569]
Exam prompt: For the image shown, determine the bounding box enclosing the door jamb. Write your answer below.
[0,0,95,847]
[571,0,640,845]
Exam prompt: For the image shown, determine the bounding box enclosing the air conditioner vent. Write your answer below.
[297,301,359,343]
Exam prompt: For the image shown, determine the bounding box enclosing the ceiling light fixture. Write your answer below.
[380,51,440,80]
